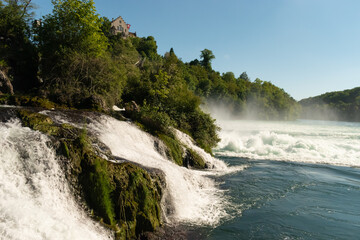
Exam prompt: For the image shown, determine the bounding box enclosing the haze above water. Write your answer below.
[213,119,360,168]
[202,117,360,239]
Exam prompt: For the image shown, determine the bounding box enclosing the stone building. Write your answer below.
[111,16,137,38]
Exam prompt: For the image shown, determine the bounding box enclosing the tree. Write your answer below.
[35,0,126,109]
[0,0,39,91]
[132,36,159,60]
[239,71,250,82]
[99,16,112,39]
[200,49,215,70]
[37,0,108,62]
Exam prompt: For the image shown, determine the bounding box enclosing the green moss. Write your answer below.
[17,108,163,238]
[80,155,116,225]
[110,163,162,239]
[185,148,206,169]
[8,95,57,109]
[57,126,162,239]
[158,134,183,166]
[59,140,70,158]
[17,109,60,135]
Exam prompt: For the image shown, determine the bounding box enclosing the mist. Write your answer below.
[202,99,293,121]
[300,105,339,121]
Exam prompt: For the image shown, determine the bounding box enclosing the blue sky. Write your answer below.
[31,0,360,100]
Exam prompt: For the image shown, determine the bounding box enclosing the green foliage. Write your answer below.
[99,16,112,38]
[239,71,250,82]
[200,48,215,70]
[186,110,220,153]
[2,0,300,158]
[36,0,109,98]
[131,36,159,60]
[0,0,39,91]
[299,87,360,122]
[244,79,299,120]
[43,52,126,109]
[184,52,299,120]
[135,103,174,135]
[37,0,107,58]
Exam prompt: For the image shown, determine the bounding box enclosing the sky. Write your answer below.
[30,0,360,100]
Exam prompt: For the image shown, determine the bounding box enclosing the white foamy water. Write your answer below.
[174,129,246,175]
[215,119,360,167]
[89,116,240,226]
[0,120,111,240]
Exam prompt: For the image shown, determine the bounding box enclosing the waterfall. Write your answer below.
[0,119,111,240]
[1,107,246,239]
[89,115,244,226]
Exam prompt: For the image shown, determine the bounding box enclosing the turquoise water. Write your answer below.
[205,157,360,239]
[203,120,360,239]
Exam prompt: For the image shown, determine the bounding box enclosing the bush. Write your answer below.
[42,52,126,110]
[134,104,174,135]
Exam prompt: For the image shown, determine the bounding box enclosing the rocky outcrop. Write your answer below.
[16,108,164,240]
[0,69,13,95]
[183,148,206,169]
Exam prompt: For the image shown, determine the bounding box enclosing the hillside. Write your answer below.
[299,87,360,122]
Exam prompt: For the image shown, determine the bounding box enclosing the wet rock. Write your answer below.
[184,148,206,169]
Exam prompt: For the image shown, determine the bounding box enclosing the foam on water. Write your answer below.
[89,116,241,226]
[0,120,111,240]
[214,120,360,167]
[174,129,246,175]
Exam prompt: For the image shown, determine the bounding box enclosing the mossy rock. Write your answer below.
[9,95,56,109]
[17,109,60,135]
[16,108,163,239]
[109,162,162,239]
[158,134,183,166]
[184,148,206,169]
[80,154,116,226]
[58,126,162,239]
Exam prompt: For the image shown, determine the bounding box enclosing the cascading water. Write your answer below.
[89,115,244,226]
[215,119,360,167]
[0,119,111,240]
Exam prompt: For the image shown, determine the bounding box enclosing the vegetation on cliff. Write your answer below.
[1,0,300,153]
[299,87,360,122]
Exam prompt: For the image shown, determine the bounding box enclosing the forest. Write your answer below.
[0,0,300,153]
[299,87,360,122]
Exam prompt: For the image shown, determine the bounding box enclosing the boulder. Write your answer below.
[80,95,108,111]
[184,148,206,169]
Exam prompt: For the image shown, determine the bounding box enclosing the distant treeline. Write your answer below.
[1,0,299,152]
[299,87,360,122]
